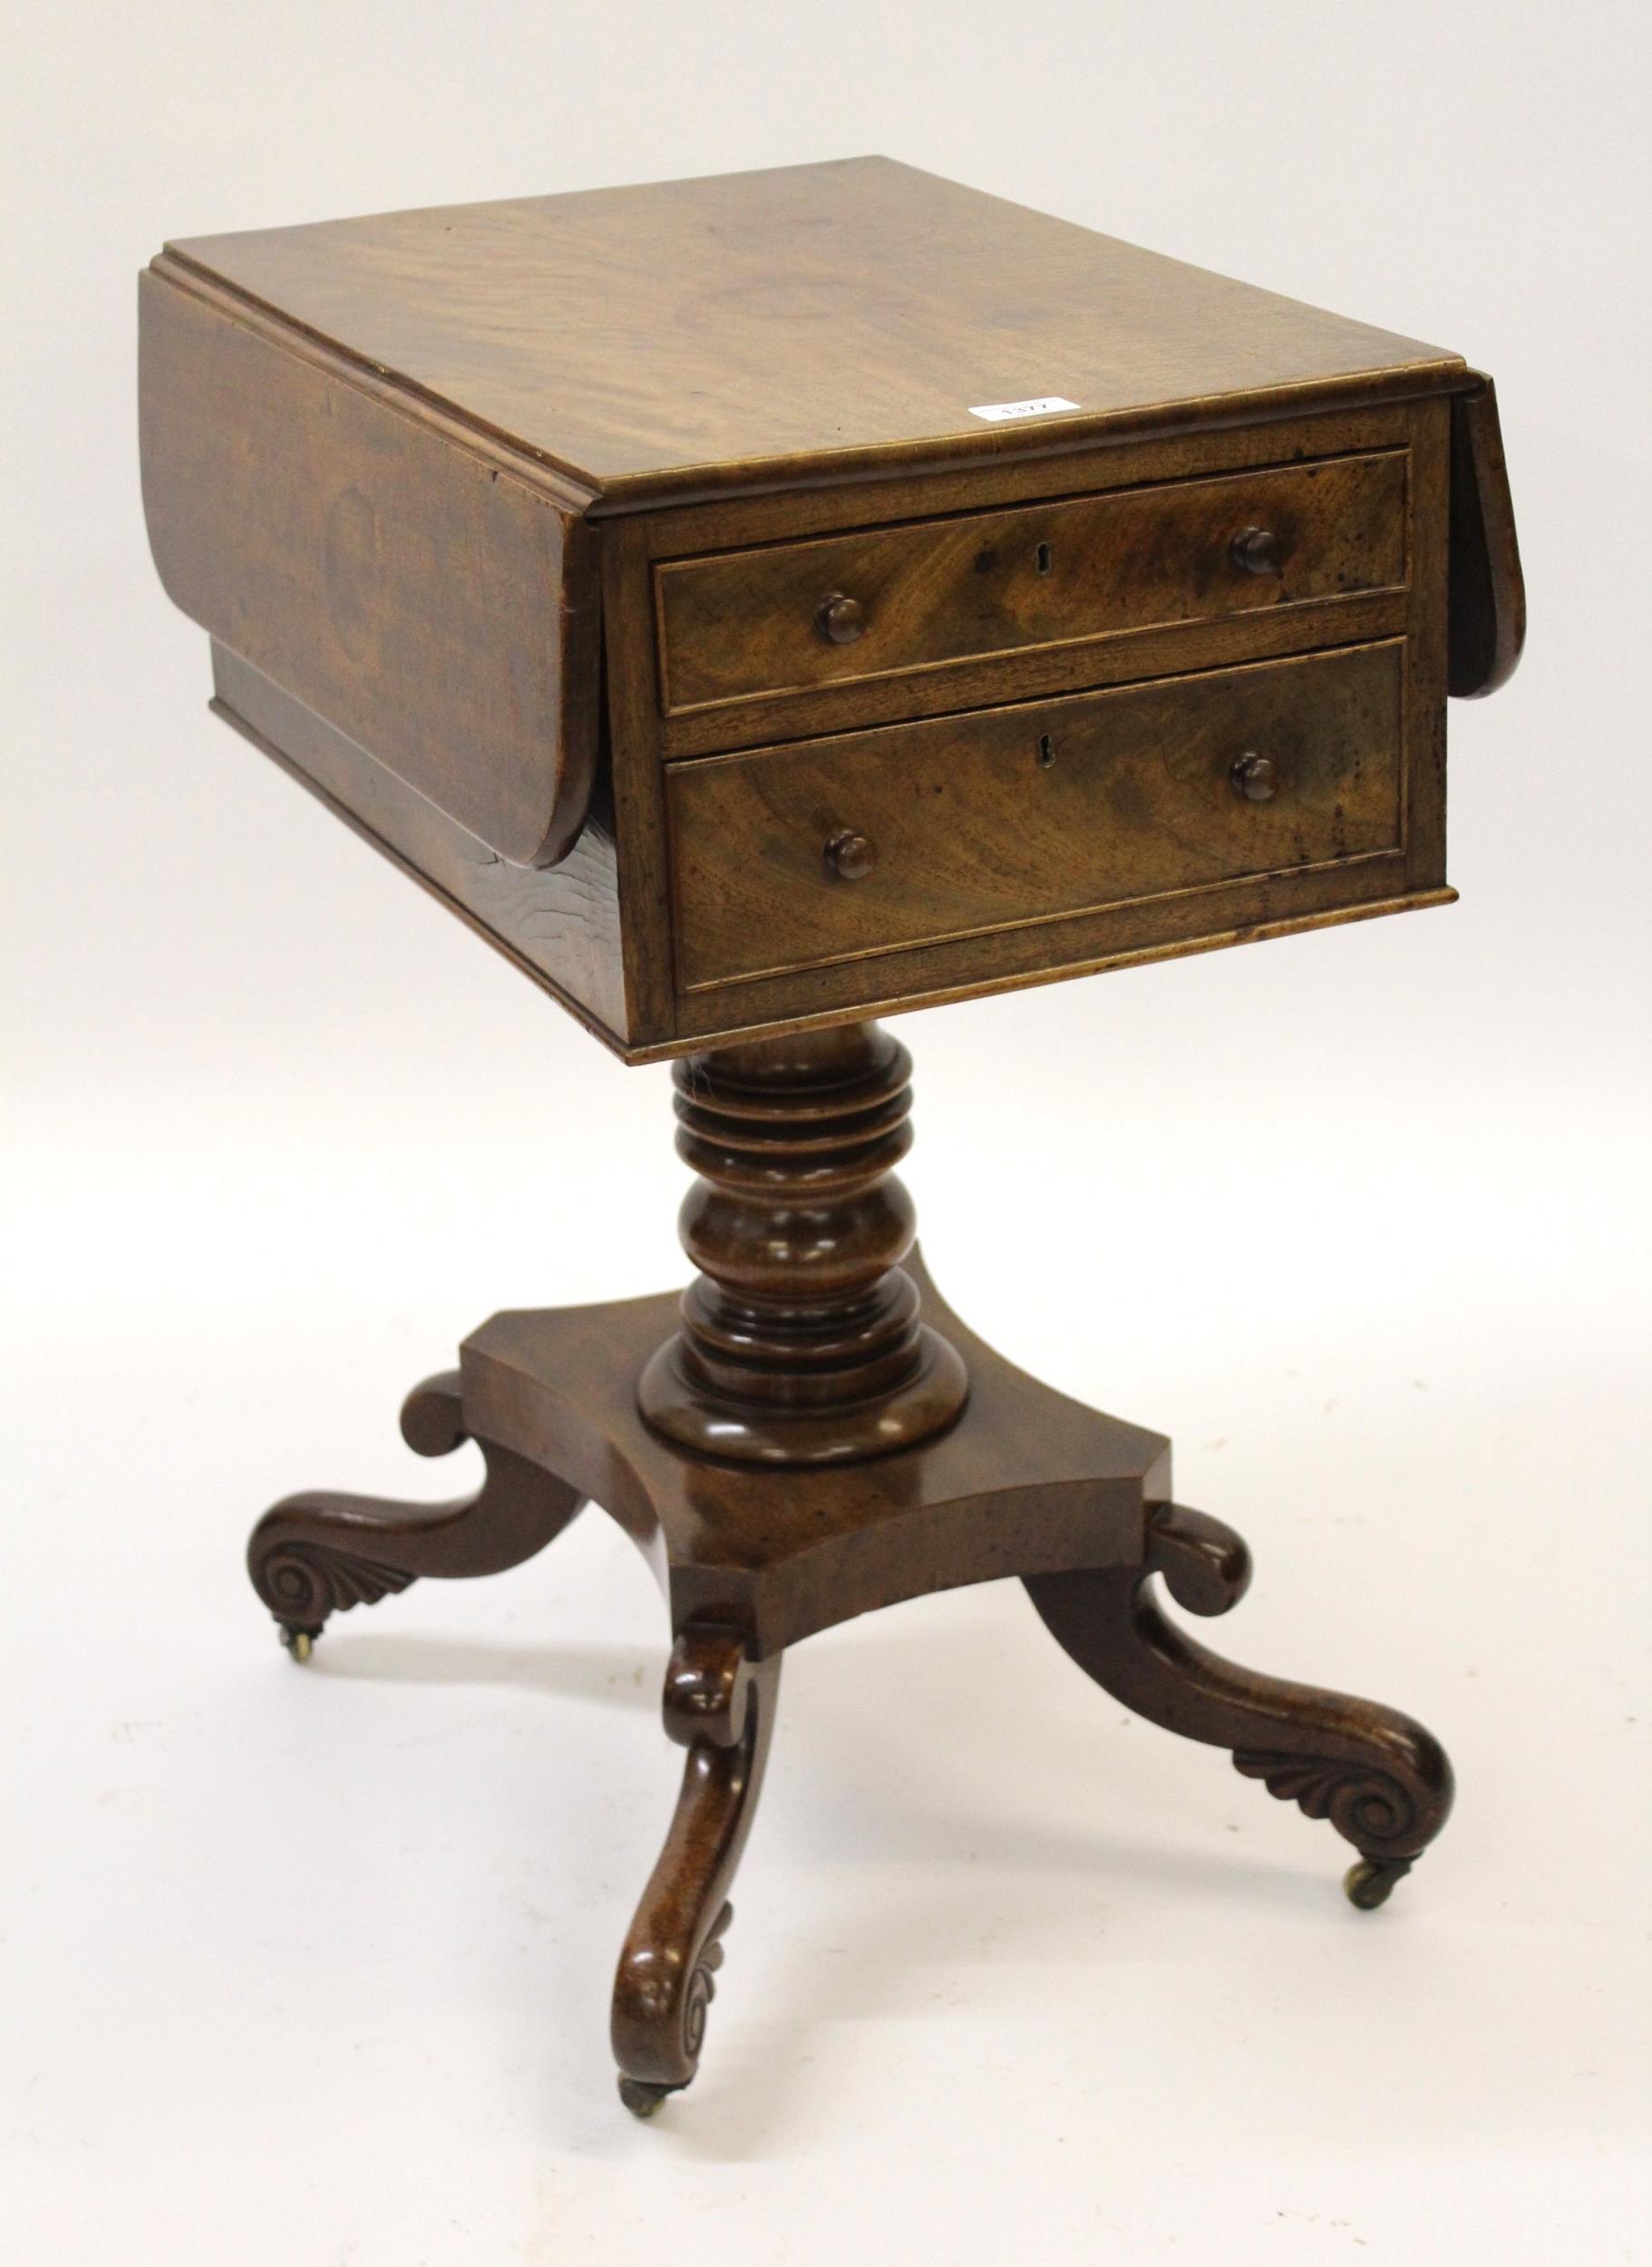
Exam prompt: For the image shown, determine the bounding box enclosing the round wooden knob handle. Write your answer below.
[1229,753,1279,803]
[825,828,876,880]
[816,591,866,645]
[1230,524,1284,576]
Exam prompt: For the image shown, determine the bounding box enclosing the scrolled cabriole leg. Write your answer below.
[247,1369,585,1657]
[613,1626,781,2116]
[1025,1503,1453,1905]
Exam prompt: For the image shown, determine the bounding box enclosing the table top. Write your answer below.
[164,156,1463,508]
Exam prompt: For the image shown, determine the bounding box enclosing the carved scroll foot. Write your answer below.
[613,1627,780,2115]
[247,1369,585,1653]
[1025,1503,1453,1899]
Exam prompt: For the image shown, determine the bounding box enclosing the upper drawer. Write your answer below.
[667,640,1404,993]
[656,450,1407,716]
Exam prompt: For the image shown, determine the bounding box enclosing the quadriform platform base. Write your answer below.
[248,1024,1453,2116]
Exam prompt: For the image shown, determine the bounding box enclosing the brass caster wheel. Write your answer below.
[280,1626,316,1663]
[1344,1856,1413,1911]
[617,2077,676,2120]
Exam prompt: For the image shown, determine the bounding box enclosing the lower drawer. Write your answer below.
[667,640,1404,991]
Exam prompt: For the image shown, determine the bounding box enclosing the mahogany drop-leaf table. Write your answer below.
[139,157,1522,2116]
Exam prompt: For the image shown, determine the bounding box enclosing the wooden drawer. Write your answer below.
[668,641,1404,991]
[656,451,1407,717]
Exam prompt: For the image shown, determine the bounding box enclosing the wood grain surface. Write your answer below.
[636,1023,968,1464]
[161,156,1464,505]
[141,265,600,866]
[1447,376,1526,696]
[462,1253,1166,1654]
[667,641,1405,991]
[209,646,632,1045]
[656,447,1407,713]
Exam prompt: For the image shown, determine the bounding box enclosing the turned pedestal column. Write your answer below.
[637,1021,968,1464]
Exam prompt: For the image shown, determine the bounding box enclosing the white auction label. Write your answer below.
[967,395,1080,423]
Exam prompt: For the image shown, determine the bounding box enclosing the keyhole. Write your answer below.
[1036,733,1056,769]
[1035,541,1054,575]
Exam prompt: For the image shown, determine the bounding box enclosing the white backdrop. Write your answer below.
[4,6,1648,2262]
